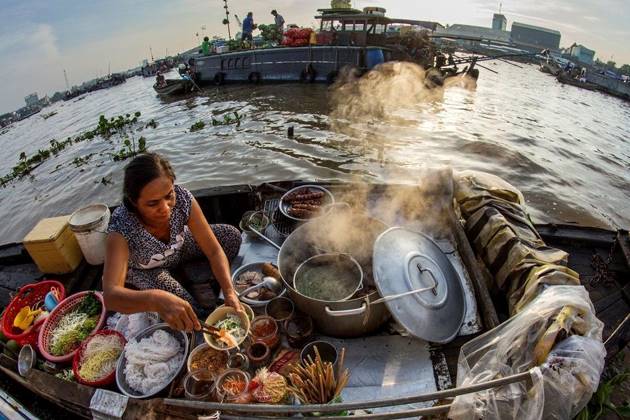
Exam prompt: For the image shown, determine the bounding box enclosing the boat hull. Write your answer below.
[193,46,383,84]
[153,80,192,96]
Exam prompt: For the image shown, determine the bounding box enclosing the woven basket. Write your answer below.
[1,280,65,346]
[72,329,125,386]
[38,291,106,363]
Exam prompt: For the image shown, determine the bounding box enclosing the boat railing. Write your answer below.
[164,369,534,418]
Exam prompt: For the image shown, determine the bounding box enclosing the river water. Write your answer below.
[0,60,629,246]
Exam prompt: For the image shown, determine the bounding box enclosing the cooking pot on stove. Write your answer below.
[277,209,391,337]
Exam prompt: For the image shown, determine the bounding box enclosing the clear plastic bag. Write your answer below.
[449,286,605,420]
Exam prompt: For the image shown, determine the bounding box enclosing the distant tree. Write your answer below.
[619,64,630,76]
[606,60,617,69]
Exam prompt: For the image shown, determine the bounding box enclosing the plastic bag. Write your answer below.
[449,286,604,420]
[540,336,605,419]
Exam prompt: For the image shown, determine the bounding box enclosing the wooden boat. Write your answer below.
[0,180,628,418]
[539,59,561,76]
[557,72,601,91]
[152,79,193,96]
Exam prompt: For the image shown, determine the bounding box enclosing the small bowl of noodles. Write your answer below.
[72,329,126,386]
[204,307,250,351]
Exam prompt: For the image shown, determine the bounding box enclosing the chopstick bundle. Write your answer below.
[287,347,350,404]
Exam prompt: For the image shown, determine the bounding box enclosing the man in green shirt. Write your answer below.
[201,36,210,55]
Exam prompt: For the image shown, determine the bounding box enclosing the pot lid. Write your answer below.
[372,227,466,343]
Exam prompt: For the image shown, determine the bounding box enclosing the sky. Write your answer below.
[1,0,629,114]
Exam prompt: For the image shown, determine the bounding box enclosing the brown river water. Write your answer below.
[0,60,629,246]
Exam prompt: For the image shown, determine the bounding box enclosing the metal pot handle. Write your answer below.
[324,302,367,317]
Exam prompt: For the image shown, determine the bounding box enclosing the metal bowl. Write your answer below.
[232,262,286,307]
[279,185,335,222]
[115,323,189,399]
[18,345,36,377]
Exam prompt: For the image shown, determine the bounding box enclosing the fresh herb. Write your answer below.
[76,292,102,317]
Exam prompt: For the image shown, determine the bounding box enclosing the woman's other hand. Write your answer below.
[223,290,243,314]
[154,290,201,332]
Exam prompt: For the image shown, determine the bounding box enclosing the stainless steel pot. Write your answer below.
[277,210,391,337]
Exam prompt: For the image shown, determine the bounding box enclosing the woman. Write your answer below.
[103,153,243,332]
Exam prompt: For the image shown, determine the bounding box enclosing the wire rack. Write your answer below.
[263,198,298,240]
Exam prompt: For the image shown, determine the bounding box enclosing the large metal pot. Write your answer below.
[277,209,391,337]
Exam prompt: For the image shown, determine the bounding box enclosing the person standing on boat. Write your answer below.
[103,153,243,332]
[201,36,210,55]
[271,10,285,34]
[241,12,255,45]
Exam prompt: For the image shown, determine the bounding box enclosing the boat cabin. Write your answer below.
[315,7,443,47]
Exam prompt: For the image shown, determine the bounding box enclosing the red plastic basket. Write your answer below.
[1,280,66,346]
[72,329,126,387]
[38,291,106,363]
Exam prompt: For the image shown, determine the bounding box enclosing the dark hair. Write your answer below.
[204,36,209,41]
[123,153,176,212]
[271,9,277,14]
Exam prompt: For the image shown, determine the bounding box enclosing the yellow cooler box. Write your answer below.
[23,215,84,274]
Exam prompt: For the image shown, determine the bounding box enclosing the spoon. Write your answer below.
[238,276,283,298]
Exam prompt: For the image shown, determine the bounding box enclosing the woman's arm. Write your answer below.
[187,198,242,311]
[102,232,200,331]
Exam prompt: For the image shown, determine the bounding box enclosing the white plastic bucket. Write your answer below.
[69,204,111,265]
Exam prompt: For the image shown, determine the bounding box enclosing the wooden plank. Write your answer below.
[0,357,92,418]
[536,223,616,246]
[449,210,500,329]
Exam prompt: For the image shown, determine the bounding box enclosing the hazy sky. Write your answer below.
[1,0,628,113]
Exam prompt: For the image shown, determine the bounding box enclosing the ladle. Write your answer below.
[237,276,283,298]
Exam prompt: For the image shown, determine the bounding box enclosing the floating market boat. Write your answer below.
[0,175,628,418]
[191,7,443,85]
[152,79,193,96]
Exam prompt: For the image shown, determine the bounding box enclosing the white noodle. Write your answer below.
[123,329,183,395]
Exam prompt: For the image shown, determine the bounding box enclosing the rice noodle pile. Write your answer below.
[123,329,183,395]
[78,334,123,381]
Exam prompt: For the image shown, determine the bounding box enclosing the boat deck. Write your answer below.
[0,181,628,418]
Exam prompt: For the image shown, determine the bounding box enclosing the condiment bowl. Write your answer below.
[187,343,229,374]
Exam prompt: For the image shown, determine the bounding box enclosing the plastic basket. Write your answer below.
[72,329,126,387]
[38,291,106,363]
[1,280,66,346]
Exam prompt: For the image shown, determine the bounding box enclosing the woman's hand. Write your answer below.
[153,290,201,332]
[223,290,243,313]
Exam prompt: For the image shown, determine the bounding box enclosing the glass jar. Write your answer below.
[250,315,279,349]
[183,368,216,400]
[215,368,251,403]
[284,314,314,348]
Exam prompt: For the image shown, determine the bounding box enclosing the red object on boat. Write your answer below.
[38,291,106,363]
[1,280,66,346]
[72,329,126,387]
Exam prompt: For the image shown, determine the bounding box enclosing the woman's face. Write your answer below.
[135,176,175,226]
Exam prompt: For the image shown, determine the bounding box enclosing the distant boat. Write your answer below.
[153,79,193,96]
[556,72,600,91]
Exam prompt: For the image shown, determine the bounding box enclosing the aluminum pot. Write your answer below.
[277,209,391,337]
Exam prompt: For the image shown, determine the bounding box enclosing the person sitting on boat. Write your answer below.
[242,12,255,45]
[271,9,285,34]
[201,36,211,55]
[155,72,166,88]
[103,153,243,332]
